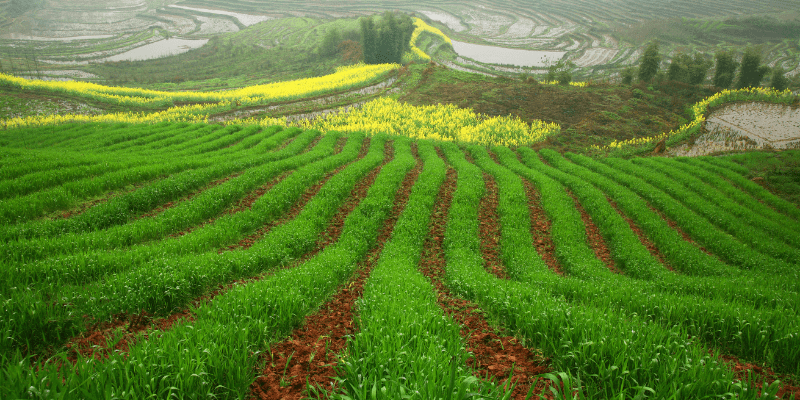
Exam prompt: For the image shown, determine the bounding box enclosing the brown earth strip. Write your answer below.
[247,143,422,400]
[138,133,322,223]
[478,172,508,280]
[568,191,621,274]
[51,182,147,221]
[58,139,395,368]
[522,179,562,275]
[606,197,674,272]
[420,153,553,400]
[287,139,393,262]
[137,172,244,220]
[714,352,800,399]
[221,137,372,252]
[647,204,714,256]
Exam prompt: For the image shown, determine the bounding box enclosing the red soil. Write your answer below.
[522,179,562,275]
[478,172,509,280]
[568,191,620,274]
[247,143,422,400]
[138,172,244,220]
[220,137,356,251]
[606,197,674,271]
[420,152,553,400]
[716,352,800,399]
[647,204,713,256]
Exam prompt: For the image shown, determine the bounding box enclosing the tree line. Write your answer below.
[624,42,791,91]
[317,12,415,65]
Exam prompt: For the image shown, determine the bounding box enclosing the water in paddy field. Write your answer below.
[103,38,209,62]
[450,40,566,67]
[706,103,800,149]
[670,103,800,156]
[418,10,467,32]
[0,34,114,41]
[168,5,273,26]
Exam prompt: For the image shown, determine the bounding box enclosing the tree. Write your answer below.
[318,28,342,57]
[360,12,414,65]
[713,51,738,89]
[637,41,661,83]
[360,17,377,64]
[338,40,363,64]
[546,60,575,84]
[621,66,635,84]
[770,66,790,91]
[667,53,690,83]
[736,47,770,89]
[687,53,713,85]
[668,52,712,85]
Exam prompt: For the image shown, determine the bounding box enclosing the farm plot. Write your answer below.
[1,122,799,399]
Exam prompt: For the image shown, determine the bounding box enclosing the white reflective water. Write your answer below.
[418,10,466,32]
[671,102,800,156]
[103,38,209,62]
[168,5,273,26]
[1,34,114,41]
[450,40,565,67]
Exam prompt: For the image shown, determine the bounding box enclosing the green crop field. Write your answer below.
[1,122,799,399]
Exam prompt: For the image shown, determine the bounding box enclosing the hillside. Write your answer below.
[1,122,800,398]
[2,4,800,399]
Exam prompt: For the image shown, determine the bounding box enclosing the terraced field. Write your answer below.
[1,122,799,399]
[2,0,798,84]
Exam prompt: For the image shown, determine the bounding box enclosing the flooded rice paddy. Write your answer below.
[168,5,274,27]
[450,40,566,67]
[670,102,800,156]
[103,38,209,62]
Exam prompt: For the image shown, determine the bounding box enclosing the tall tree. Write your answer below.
[770,66,790,91]
[713,51,738,89]
[637,41,661,83]
[667,53,690,83]
[318,28,342,57]
[621,66,635,84]
[687,53,713,85]
[736,47,770,89]
[360,12,414,65]
[360,17,377,64]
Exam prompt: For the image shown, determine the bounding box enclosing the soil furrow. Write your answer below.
[218,137,354,251]
[521,179,562,275]
[568,191,620,274]
[420,153,553,400]
[713,351,800,399]
[647,204,714,256]
[58,140,389,367]
[247,143,422,400]
[51,181,148,221]
[606,197,674,272]
[137,171,244,220]
[135,134,322,223]
[478,172,508,280]
[286,139,393,263]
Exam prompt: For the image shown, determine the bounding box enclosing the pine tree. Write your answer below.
[637,42,661,83]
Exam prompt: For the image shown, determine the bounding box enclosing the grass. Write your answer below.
[722,150,800,208]
[1,121,799,398]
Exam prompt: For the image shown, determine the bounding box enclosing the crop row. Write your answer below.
[1,123,798,398]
